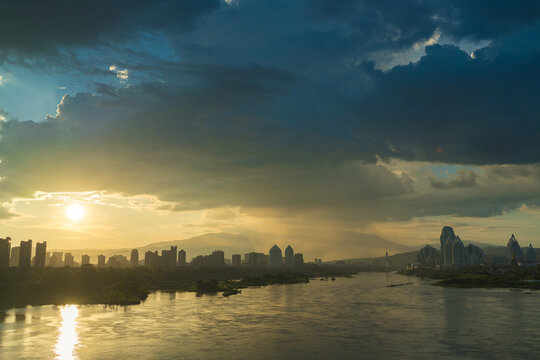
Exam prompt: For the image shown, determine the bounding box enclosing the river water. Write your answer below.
[0,272,538,359]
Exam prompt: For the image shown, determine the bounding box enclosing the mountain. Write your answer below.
[51,232,265,260]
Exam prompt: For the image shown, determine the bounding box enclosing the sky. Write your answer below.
[2,0,540,259]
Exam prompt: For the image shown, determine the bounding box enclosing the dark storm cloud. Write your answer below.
[354,41,540,164]
[0,0,219,58]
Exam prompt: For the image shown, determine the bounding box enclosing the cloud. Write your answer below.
[353,41,540,165]
[0,0,220,58]
[430,169,478,189]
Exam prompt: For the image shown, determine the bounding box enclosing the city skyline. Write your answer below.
[0,236,306,269]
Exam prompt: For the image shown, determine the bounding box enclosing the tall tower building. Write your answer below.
[284,245,294,268]
[64,253,74,267]
[81,254,90,265]
[19,240,32,268]
[98,254,106,267]
[10,246,20,267]
[232,254,241,266]
[294,253,304,267]
[0,237,11,268]
[130,249,139,266]
[269,245,282,267]
[35,241,47,269]
[178,249,187,266]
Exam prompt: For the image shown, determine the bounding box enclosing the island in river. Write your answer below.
[400,267,540,290]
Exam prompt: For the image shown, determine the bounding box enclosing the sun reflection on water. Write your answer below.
[54,305,80,360]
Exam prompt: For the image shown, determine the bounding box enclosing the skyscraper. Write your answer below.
[130,249,139,266]
[98,254,106,267]
[178,249,186,266]
[210,250,225,266]
[284,245,294,268]
[10,246,20,267]
[49,252,63,267]
[19,240,32,268]
[0,237,11,268]
[232,254,241,266]
[294,253,304,267]
[81,254,90,265]
[507,234,525,262]
[64,253,74,267]
[35,241,47,269]
[269,245,282,267]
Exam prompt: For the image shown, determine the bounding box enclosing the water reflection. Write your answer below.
[54,305,80,360]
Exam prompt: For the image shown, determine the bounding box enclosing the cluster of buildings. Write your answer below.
[412,226,538,270]
[0,238,308,270]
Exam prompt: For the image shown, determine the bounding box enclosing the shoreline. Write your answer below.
[0,265,361,311]
[399,268,540,290]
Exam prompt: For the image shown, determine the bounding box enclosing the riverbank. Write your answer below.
[0,264,360,310]
[399,267,540,290]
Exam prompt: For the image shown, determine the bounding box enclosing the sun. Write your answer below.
[66,204,85,221]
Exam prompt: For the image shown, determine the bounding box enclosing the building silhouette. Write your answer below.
[244,252,267,267]
[64,253,74,267]
[507,234,525,263]
[178,249,187,266]
[284,245,294,268]
[145,251,160,267]
[190,250,225,266]
[49,252,63,267]
[525,244,537,263]
[19,240,32,268]
[0,237,11,268]
[294,253,304,267]
[211,250,224,266]
[161,246,177,269]
[269,245,282,267]
[35,241,47,269]
[98,254,106,267]
[130,249,139,266]
[10,246,20,267]
[107,255,129,268]
[81,254,90,265]
[232,254,241,266]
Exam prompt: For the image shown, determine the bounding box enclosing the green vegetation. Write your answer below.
[0,264,359,310]
[400,267,540,290]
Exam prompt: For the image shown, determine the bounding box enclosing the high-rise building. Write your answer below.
[81,254,90,265]
[284,245,294,268]
[145,251,160,267]
[269,245,282,267]
[211,250,224,266]
[507,234,525,262]
[525,244,537,263]
[98,254,106,267]
[35,241,47,269]
[10,246,20,267]
[19,240,32,268]
[178,249,187,266]
[232,254,241,266]
[294,253,304,267]
[244,252,267,267]
[49,252,63,267]
[0,237,11,268]
[107,255,129,268]
[64,253,74,267]
[130,249,139,267]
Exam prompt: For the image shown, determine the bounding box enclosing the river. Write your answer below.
[0,272,538,359]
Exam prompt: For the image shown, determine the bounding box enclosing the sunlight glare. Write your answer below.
[66,204,85,221]
[54,305,80,360]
